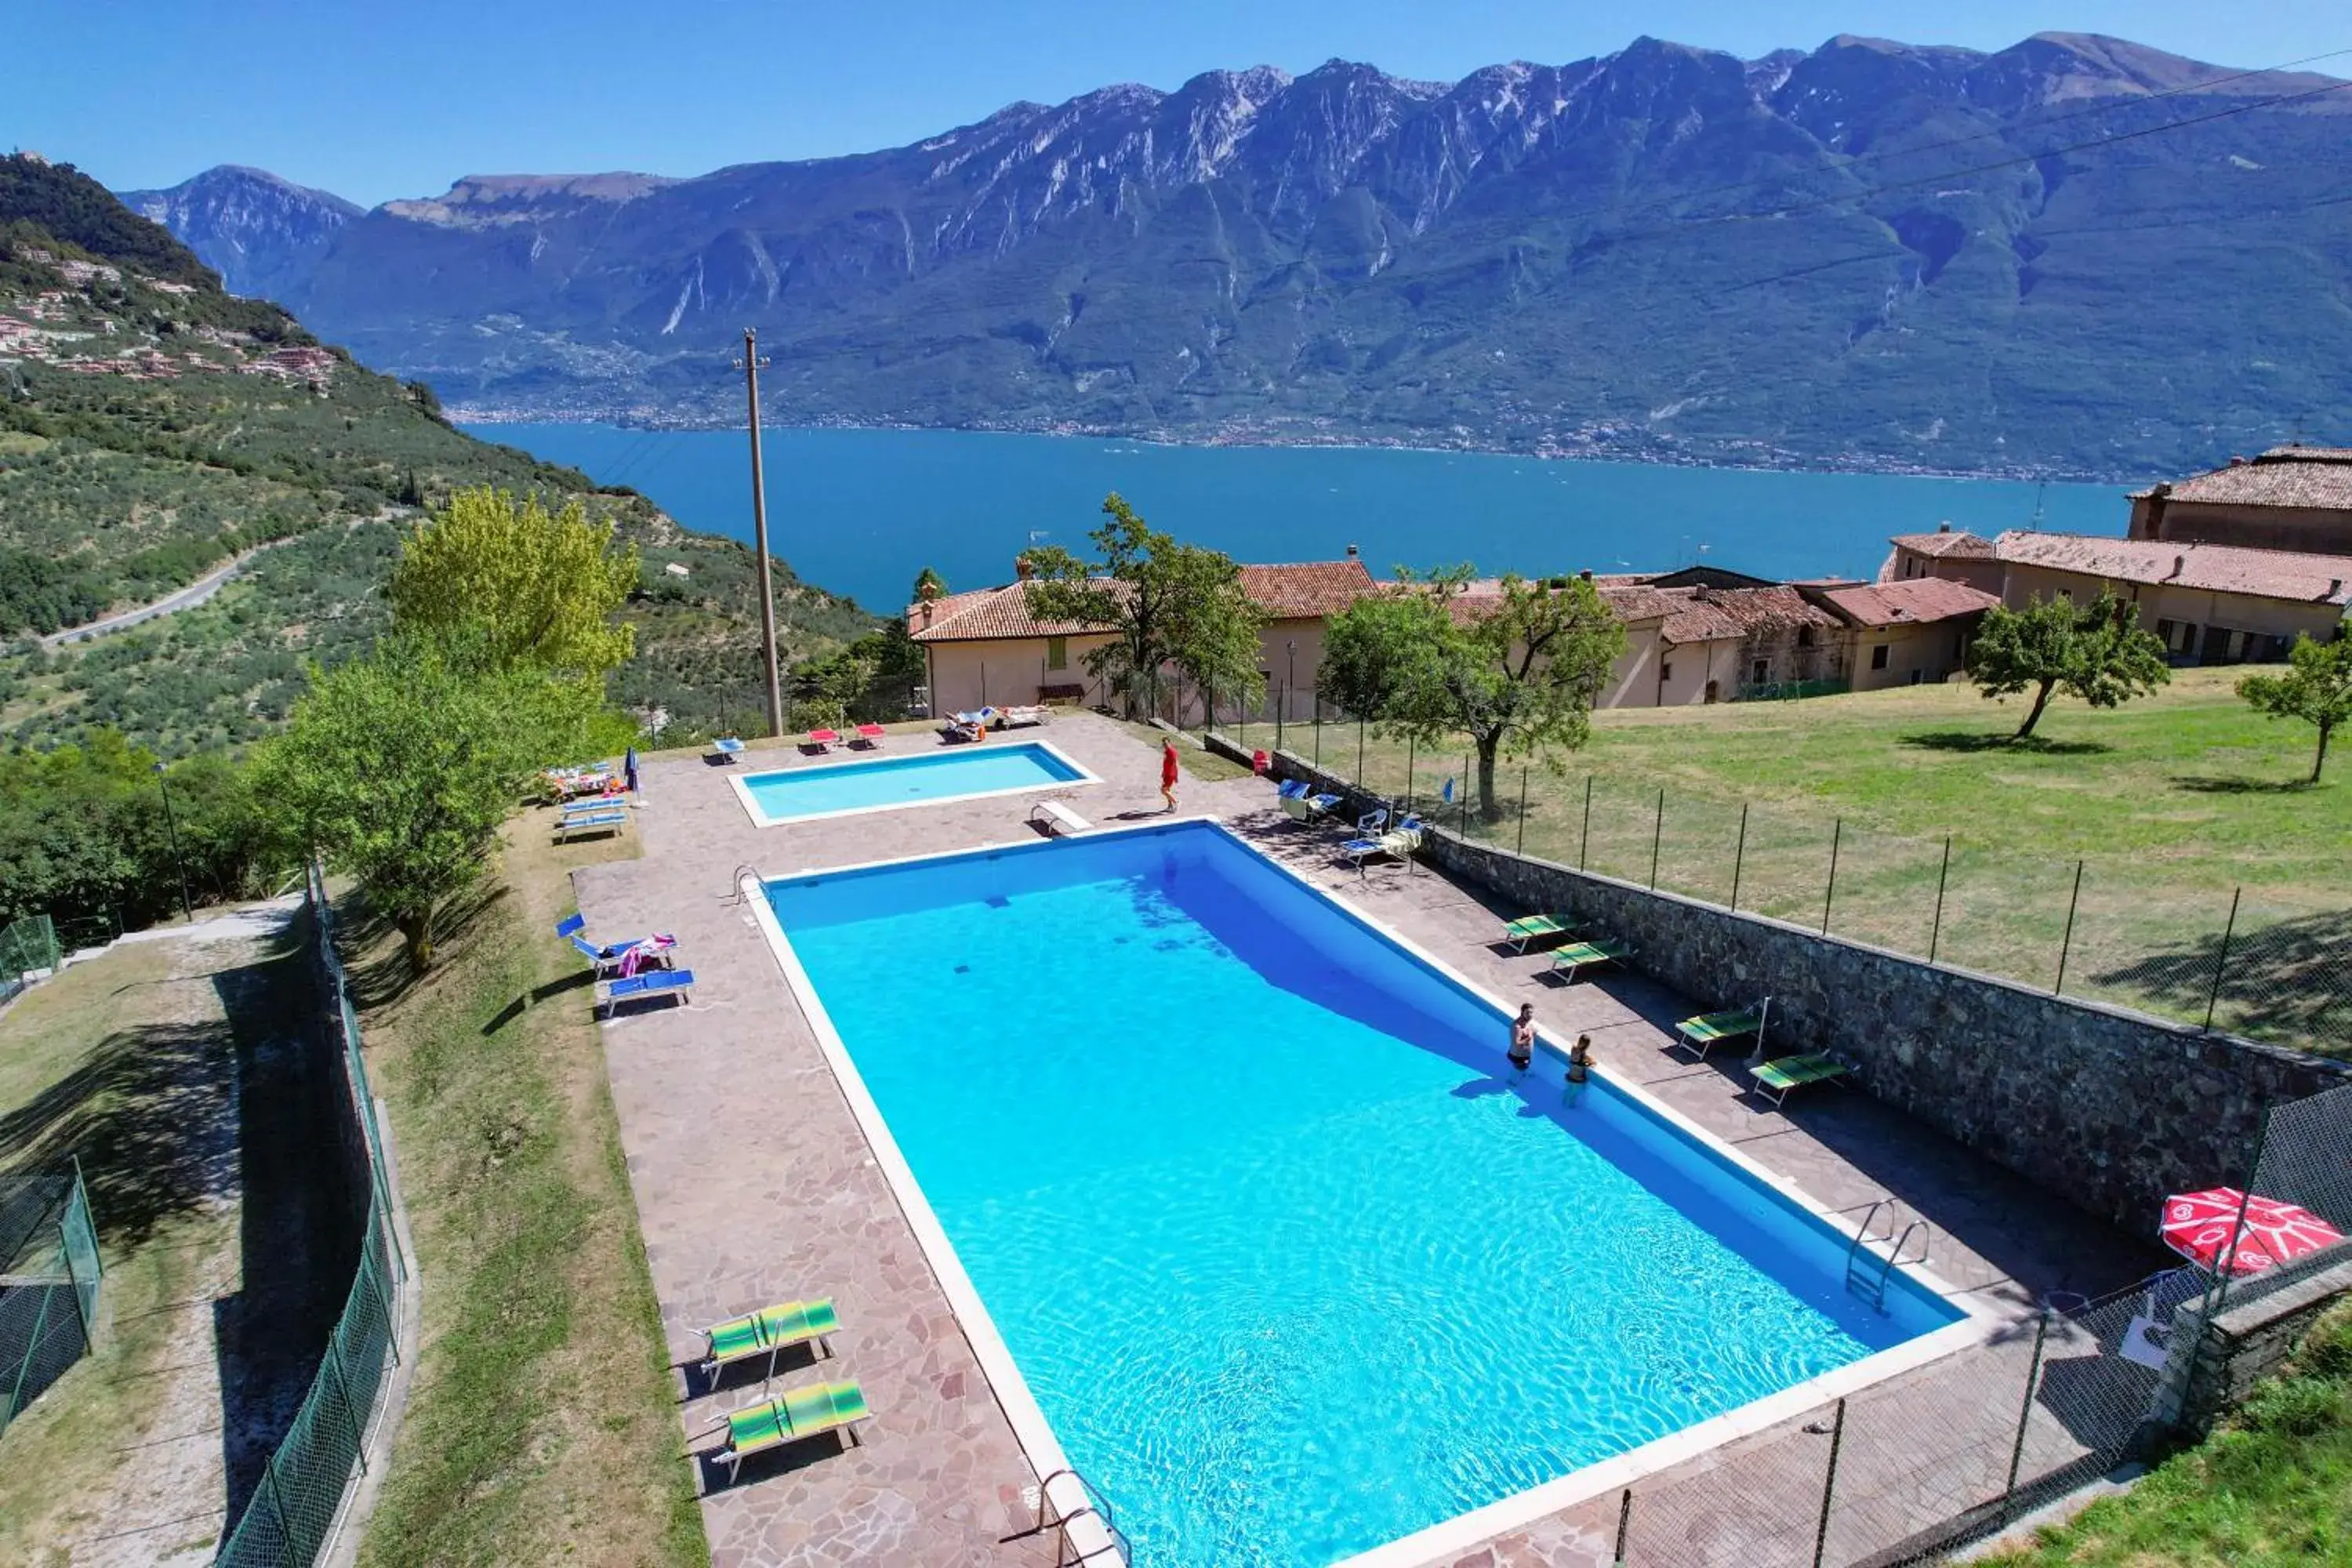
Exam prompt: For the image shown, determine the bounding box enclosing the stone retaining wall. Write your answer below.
[1220,735,2352,1232]
[2174,1258,2352,1434]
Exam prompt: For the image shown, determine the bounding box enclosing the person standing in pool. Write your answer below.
[1508,1004,1536,1075]
[1161,738,1181,813]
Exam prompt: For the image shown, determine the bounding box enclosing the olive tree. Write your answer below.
[2238,622,2352,783]
[1970,590,2170,739]
[1320,568,1625,823]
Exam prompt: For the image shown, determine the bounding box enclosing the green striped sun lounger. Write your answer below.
[1747,1053,1849,1109]
[1548,938,1633,983]
[1673,1000,1769,1061]
[1501,913,1576,954]
[715,1380,870,1482]
[699,1298,839,1382]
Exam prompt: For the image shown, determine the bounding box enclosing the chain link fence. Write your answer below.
[2196,1081,2352,1325]
[0,1165,101,1439]
[213,863,408,1568]
[1580,1265,2194,1567]
[0,915,60,1007]
[1232,710,2350,1056]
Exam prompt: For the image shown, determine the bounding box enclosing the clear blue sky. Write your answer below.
[12,1,2348,205]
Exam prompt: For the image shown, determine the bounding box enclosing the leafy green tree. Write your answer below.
[386,487,639,680]
[256,637,624,969]
[1969,591,2171,739]
[1022,494,1263,720]
[2238,622,2352,783]
[1321,568,1624,822]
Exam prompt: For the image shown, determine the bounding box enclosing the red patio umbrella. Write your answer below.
[2161,1187,2345,1276]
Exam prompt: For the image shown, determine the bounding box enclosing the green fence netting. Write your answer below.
[0,1165,101,1439]
[0,915,60,1007]
[213,866,407,1567]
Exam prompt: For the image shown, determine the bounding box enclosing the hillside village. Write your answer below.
[1,239,340,386]
[907,444,2352,724]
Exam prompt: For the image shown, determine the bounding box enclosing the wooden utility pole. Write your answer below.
[737,328,784,737]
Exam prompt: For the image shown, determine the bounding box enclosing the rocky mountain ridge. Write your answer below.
[127,31,2352,477]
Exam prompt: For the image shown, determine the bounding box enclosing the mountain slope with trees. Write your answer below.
[0,153,874,756]
[131,31,2352,477]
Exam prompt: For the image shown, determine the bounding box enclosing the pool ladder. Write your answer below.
[725,864,760,904]
[1845,1200,1929,1312]
[1029,1468,1134,1566]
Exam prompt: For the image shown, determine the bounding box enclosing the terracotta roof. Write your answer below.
[906,559,1374,642]
[1236,559,1378,617]
[1661,600,1744,644]
[1812,579,2001,628]
[1687,585,1841,635]
[1889,528,1998,560]
[1595,584,1688,623]
[1994,532,2352,606]
[2142,446,2352,512]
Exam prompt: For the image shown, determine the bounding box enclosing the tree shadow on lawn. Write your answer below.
[0,1017,238,1250]
[2169,774,2318,796]
[2089,906,2352,1051]
[339,882,506,1011]
[1900,731,2113,757]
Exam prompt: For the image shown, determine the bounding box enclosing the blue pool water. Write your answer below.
[767,823,1960,1566]
[738,742,1091,823]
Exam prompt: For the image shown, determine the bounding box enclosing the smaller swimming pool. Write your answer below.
[729,739,1098,826]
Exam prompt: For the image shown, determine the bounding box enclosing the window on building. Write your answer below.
[1661,659,1674,681]
[1870,644,1889,670]
[2155,618,2176,649]
[1798,627,1814,648]
[1751,658,1769,685]
[1045,635,1068,670]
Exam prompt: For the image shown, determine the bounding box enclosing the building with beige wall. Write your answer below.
[1883,526,2004,593]
[908,558,1375,720]
[2127,445,2352,558]
[1892,527,2350,666]
[1801,579,1999,691]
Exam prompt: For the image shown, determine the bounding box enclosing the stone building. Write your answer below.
[2126,445,2352,557]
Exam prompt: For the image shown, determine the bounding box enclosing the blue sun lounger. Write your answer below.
[555,809,629,842]
[597,967,695,1014]
[710,736,746,762]
[555,913,673,978]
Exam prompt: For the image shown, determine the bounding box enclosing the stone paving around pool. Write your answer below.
[568,713,2166,1568]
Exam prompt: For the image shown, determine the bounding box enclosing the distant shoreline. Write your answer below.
[450,411,2143,491]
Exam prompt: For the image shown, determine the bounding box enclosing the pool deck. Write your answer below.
[570,713,2165,1568]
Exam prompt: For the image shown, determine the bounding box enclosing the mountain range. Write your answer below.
[123,31,2352,479]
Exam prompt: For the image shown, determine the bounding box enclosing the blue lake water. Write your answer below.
[737,741,1090,823]
[767,822,1958,1568]
[469,422,2125,611]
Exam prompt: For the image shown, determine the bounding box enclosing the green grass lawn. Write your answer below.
[1250,670,2350,1051]
[0,930,311,1563]
[1987,1301,2352,1566]
[349,821,704,1567]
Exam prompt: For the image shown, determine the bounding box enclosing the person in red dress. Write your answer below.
[1160,738,1181,813]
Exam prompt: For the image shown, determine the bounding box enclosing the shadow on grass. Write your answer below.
[2089,907,2352,1050]
[211,944,365,1532]
[1900,731,2113,757]
[2169,775,2318,796]
[0,1016,238,1250]
[340,883,507,1011]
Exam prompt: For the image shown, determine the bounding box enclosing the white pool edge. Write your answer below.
[742,815,2008,1568]
[726,736,1102,828]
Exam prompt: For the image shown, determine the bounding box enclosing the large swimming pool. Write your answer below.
[760,822,1965,1567]
[729,739,1096,825]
